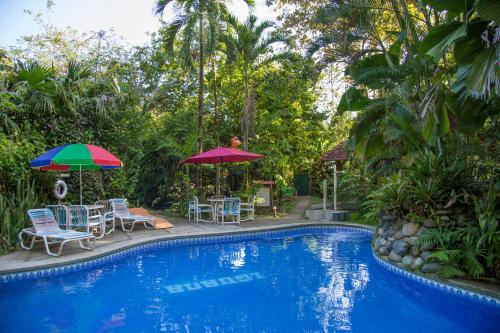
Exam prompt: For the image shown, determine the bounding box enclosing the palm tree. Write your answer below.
[154,0,255,155]
[225,14,293,151]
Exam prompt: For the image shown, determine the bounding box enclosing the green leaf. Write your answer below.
[454,20,490,65]
[476,0,500,23]
[422,0,474,14]
[337,87,371,112]
[464,46,499,99]
[421,22,467,62]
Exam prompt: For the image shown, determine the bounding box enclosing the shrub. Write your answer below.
[0,178,40,254]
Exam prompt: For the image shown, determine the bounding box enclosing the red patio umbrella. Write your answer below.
[182,147,264,164]
[181,147,265,193]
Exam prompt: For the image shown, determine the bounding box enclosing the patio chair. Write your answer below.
[240,195,256,222]
[47,205,70,229]
[216,197,240,225]
[95,200,112,213]
[188,196,214,223]
[68,205,105,239]
[109,198,155,232]
[19,209,95,257]
[95,200,115,234]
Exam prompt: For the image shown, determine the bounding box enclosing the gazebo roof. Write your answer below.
[321,141,347,161]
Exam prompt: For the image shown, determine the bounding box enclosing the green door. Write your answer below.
[293,174,310,196]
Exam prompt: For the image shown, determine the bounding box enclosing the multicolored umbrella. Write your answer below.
[31,144,122,204]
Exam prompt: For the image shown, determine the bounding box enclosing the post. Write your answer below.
[79,165,83,205]
[322,179,327,213]
[333,162,337,211]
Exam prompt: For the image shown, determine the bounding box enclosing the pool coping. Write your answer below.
[1,221,498,306]
[0,222,371,275]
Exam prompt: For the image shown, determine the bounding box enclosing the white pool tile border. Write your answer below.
[1,224,498,307]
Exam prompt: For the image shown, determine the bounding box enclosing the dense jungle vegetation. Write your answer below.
[0,0,499,280]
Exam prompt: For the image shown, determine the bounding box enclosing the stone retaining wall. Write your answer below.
[372,215,441,274]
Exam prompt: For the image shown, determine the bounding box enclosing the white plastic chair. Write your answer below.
[188,197,214,223]
[69,205,105,239]
[109,198,155,231]
[19,209,95,257]
[216,197,240,225]
[95,200,115,234]
[240,195,256,222]
[47,205,70,229]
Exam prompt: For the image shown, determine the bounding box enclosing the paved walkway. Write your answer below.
[284,196,311,219]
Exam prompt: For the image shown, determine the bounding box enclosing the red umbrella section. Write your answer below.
[181,147,265,164]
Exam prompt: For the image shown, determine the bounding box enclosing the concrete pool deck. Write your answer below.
[0,218,371,274]
[1,215,498,301]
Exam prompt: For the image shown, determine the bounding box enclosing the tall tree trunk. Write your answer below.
[242,65,249,151]
[197,15,205,191]
[240,65,250,189]
[212,56,219,146]
[212,56,221,194]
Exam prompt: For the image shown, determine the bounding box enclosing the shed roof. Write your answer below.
[321,141,347,161]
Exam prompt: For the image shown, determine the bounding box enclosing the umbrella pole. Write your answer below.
[79,165,83,205]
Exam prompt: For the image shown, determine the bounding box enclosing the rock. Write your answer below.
[386,241,393,252]
[440,215,450,222]
[412,257,424,269]
[392,241,410,256]
[389,251,402,263]
[401,236,417,246]
[421,251,432,261]
[420,242,434,251]
[456,215,467,226]
[410,246,420,257]
[380,238,387,246]
[416,226,427,236]
[421,263,442,273]
[374,238,382,250]
[388,237,395,242]
[383,216,397,224]
[402,255,414,267]
[378,228,384,235]
[423,219,437,228]
[394,231,404,240]
[402,223,419,236]
[379,246,389,256]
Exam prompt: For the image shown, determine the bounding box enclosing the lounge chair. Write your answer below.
[109,198,155,232]
[240,195,256,222]
[19,208,95,257]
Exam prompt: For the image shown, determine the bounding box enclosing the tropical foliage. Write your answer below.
[0,8,332,253]
[272,0,499,278]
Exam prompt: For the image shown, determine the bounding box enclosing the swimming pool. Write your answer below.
[1,227,498,332]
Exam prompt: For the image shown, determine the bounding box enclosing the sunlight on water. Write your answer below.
[0,229,498,332]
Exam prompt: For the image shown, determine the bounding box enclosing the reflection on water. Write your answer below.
[2,230,497,333]
[313,235,370,332]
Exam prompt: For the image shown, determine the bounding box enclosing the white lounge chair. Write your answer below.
[240,195,256,222]
[19,208,95,257]
[216,197,241,225]
[188,196,214,223]
[109,198,155,232]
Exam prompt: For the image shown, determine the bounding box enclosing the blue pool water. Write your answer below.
[1,228,499,332]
